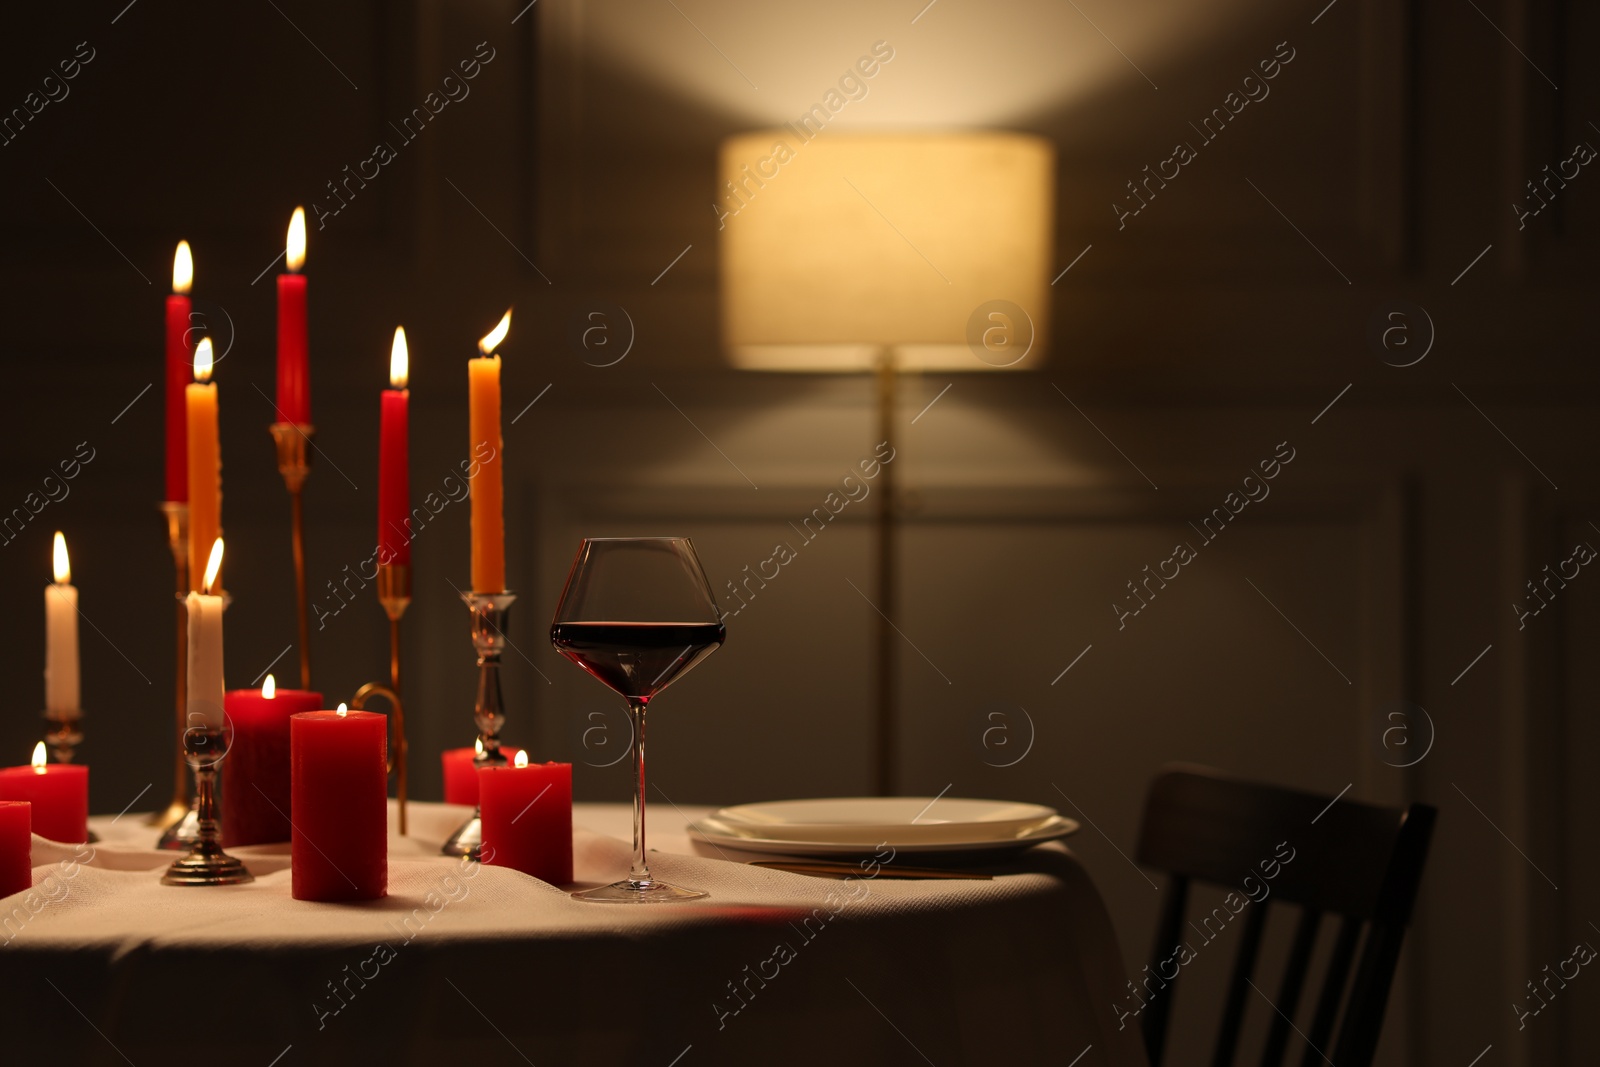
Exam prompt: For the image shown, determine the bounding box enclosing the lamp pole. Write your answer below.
[874,351,898,796]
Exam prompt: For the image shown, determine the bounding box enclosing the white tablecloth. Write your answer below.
[0,801,1149,1066]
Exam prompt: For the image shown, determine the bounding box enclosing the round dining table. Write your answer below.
[1,800,1150,1066]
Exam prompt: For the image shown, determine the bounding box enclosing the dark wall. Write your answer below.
[1,2,1596,1065]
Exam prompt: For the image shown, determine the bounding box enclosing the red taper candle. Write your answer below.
[378,327,410,565]
[164,241,193,502]
[0,802,30,898]
[222,675,324,846]
[479,752,572,884]
[275,207,310,425]
[291,706,387,901]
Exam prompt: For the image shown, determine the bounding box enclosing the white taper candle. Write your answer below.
[45,532,79,712]
[185,538,227,730]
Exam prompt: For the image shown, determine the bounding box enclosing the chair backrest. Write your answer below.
[1133,764,1436,1067]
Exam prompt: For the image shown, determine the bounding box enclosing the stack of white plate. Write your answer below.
[686,796,1079,857]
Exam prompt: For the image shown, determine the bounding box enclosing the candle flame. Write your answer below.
[31,742,46,771]
[514,749,529,768]
[194,337,214,383]
[337,703,348,717]
[478,309,511,355]
[474,738,483,755]
[202,538,224,594]
[286,207,306,272]
[391,327,409,389]
[173,241,193,294]
[263,674,276,699]
[52,531,70,584]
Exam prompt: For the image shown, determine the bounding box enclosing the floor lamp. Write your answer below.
[718,131,1055,795]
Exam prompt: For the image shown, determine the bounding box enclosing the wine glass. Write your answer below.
[551,537,725,902]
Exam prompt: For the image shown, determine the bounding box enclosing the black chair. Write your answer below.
[1132,764,1436,1067]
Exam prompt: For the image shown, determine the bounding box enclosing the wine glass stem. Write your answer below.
[629,700,650,885]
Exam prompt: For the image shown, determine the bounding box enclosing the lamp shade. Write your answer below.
[719,131,1054,371]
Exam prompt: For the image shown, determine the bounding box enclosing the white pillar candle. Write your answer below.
[186,538,227,730]
[44,532,79,712]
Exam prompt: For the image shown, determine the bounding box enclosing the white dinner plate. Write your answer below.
[686,797,1078,856]
[709,796,1059,843]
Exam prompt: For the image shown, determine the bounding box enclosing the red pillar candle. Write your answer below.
[378,327,410,566]
[0,744,88,844]
[479,752,572,884]
[0,802,30,899]
[441,747,478,806]
[275,207,311,425]
[441,741,518,806]
[222,675,324,846]
[165,241,193,503]
[291,707,387,901]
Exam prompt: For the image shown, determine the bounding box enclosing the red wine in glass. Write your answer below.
[550,536,724,903]
[551,622,725,703]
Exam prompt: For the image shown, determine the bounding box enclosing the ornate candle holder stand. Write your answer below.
[152,501,197,843]
[350,562,411,836]
[45,707,97,843]
[441,590,516,859]
[160,722,253,886]
[43,708,83,763]
[160,586,229,852]
[270,422,315,691]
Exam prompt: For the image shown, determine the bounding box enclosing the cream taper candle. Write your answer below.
[186,538,227,730]
[44,531,79,712]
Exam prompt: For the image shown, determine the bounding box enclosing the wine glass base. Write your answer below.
[146,797,191,828]
[156,801,202,851]
[441,809,483,859]
[572,878,708,904]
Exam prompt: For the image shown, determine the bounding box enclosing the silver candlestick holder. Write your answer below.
[441,590,516,859]
[44,707,83,764]
[45,707,98,844]
[158,580,208,852]
[161,722,253,886]
[153,500,198,848]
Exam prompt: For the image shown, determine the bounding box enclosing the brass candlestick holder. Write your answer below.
[161,721,253,886]
[350,562,410,836]
[442,590,516,859]
[270,422,314,691]
[153,501,199,847]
